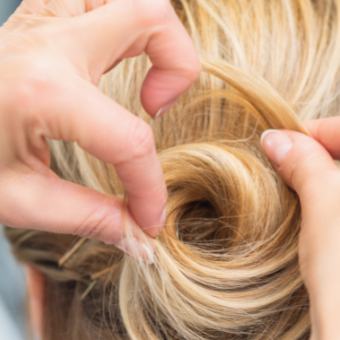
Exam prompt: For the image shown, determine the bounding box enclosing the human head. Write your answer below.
[6,0,340,339]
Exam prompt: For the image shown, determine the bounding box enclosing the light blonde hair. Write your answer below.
[6,0,340,339]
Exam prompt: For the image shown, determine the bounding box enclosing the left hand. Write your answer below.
[0,0,200,257]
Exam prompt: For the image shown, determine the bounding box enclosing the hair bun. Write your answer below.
[120,142,309,339]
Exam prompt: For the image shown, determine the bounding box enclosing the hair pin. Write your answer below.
[58,237,87,268]
[80,280,97,301]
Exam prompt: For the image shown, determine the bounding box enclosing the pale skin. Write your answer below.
[0,0,201,260]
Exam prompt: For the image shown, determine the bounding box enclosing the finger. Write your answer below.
[304,117,340,159]
[0,166,154,264]
[260,129,339,196]
[63,0,200,116]
[140,6,201,117]
[32,75,167,237]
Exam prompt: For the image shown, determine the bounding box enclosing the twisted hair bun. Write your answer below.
[120,142,308,339]
[6,0,340,339]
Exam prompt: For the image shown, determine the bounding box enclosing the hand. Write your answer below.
[261,117,340,340]
[0,0,200,258]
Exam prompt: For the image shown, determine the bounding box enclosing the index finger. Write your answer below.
[140,2,201,116]
[33,76,167,237]
[304,117,340,159]
[62,0,201,116]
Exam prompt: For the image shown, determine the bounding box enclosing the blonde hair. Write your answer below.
[5,0,340,339]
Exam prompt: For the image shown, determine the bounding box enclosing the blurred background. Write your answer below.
[1,0,21,26]
[1,2,27,340]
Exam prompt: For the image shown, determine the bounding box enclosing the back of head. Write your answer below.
[5,0,340,339]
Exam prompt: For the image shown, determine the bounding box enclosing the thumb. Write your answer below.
[260,129,338,196]
[0,167,155,264]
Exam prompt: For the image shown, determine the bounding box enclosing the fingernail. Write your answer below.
[260,129,278,145]
[115,237,155,264]
[155,99,177,118]
[260,129,293,166]
[141,243,155,265]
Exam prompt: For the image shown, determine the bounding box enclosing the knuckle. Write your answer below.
[127,120,155,161]
[7,68,55,115]
[75,201,113,241]
[285,158,310,193]
[8,77,43,114]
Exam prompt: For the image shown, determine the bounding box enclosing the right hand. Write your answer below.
[0,0,200,260]
[261,117,340,340]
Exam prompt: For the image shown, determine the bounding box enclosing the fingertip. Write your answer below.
[260,128,338,195]
[141,62,198,118]
[142,243,155,265]
[260,129,294,167]
[115,237,155,265]
[260,129,278,146]
[112,210,156,264]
